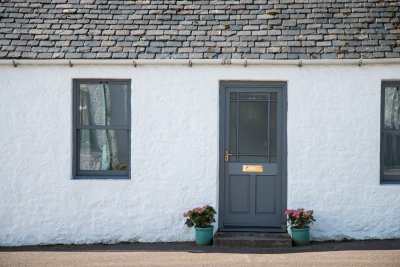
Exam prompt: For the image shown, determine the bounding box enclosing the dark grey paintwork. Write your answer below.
[219,81,287,232]
[381,81,400,184]
[72,79,131,180]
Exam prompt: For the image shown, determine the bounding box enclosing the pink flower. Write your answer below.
[183,212,187,217]
[292,210,300,219]
[284,209,290,215]
[193,207,202,212]
[283,207,315,228]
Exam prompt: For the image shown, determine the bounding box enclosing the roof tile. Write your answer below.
[1,0,399,60]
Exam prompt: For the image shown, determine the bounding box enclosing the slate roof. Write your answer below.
[0,0,399,60]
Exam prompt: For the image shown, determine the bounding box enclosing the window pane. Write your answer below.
[383,133,400,176]
[384,87,400,130]
[238,101,269,156]
[239,92,269,101]
[79,129,129,171]
[79,83,128,126]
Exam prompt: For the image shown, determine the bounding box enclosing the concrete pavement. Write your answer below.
[1,239,399,267]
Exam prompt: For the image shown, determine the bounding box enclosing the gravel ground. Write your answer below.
[1,239,399,267]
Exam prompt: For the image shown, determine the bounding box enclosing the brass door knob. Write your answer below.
[224,149,232,162]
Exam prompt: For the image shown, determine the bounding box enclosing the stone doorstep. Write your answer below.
[213,231,292,248]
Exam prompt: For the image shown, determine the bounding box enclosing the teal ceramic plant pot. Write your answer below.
[290,226,310,246]
[195,226,214,245]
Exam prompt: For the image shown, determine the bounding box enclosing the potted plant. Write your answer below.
[285,208,315,246]
[183,204,217,245]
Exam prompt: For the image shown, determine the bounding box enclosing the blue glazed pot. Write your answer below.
[195,226,214,245]
[290,226,310,246]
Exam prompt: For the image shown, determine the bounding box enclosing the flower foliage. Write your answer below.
[183,204,217,228]
[285,208,315,229]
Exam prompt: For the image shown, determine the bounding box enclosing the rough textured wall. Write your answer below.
[0,64,399,245]
[0,0,399,60]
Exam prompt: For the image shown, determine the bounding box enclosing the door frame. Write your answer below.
[218,81,288,232]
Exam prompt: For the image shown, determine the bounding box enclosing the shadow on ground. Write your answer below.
[1,239,400,254]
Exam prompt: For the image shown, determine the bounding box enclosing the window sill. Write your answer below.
[72,176,130,180]
[380,180,400,185]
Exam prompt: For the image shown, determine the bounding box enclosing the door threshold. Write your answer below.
[219,227,286,233]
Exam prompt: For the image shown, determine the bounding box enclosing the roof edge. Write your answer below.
[1,58,400,67]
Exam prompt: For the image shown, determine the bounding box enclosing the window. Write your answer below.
[73,80,131,179]
[381,82,400,183]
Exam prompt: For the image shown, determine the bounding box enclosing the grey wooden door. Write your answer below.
[219,82,287,231]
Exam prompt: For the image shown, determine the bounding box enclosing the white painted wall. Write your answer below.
[0,63,399,245]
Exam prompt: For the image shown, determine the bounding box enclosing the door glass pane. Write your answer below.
[269,101,277,156]
[383,133,400,176]
[384,87,400,130]
[79,83,128,126]
[239,92,269,101]
[79,129,129,171]
[238,101,269,158]
[229,100,237,162]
